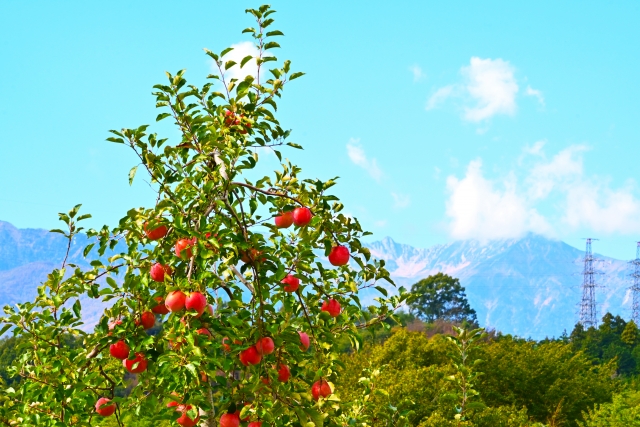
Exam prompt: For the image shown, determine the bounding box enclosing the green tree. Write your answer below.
[578,391,640,427]
[0,6,407,426]
[409,273,477,325]
[621,320,638,346]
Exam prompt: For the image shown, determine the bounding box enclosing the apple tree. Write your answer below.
[0,5,407,427]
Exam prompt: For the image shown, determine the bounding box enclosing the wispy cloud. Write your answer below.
[346,138,383,182]
[525,85,545,106]
[426,57,522,122]
[409,65,425,82]
[391,192,411,210]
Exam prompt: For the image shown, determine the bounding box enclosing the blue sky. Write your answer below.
[1,1,639,260]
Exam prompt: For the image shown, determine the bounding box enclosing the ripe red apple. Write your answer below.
[136,311,155,329]
[281,274,300,292]
[292,207,312,226]
[311,379,332,400]
[150,263,172,282]
[224,110,236,126]
[175,238,195,259]
[165,291,187,312]
[167,392,181,408]
[220,413,240,427]
[107,319,122,336]
[196,328,212,337]
[321,299,341,317]
[298,331,310,351]
[274,211,294,228]
[328,245,350,266]
[123,353,147,374]
[109,340,129,360]
[95,397,116,417]
[152,296,170,315]
[144,222,168,240]
[195,304,214,319]
[185,292,207,315]
[240,248,265,263]
[239,346,262,366]
[176,405,200,427]
[255,337,275,355]
[248,422,262,427]
[278,364,290,382]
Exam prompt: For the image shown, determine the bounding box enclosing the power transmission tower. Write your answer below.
[630,242,640,325]
[579,238,600,328]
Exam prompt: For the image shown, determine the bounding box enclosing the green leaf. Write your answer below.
[72,300,81,318]
[225,60,237,70]
[304,408,325,427]
[266,30,284,37]
[264,41,281,50]
[289,72,305,81]
[156,112,171,122]
[0,323,12,338]
[240,55,253,68]
[129,166,138,185]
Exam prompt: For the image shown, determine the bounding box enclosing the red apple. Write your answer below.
[298,331,310,351]
[175,238,195,259]
[107,319,122,336]
[292,207,312,226]
[152,296,170,315]
[176,405,200,427]
[239,346,262,366]
[109,340,129,360]
[274,211,294,228]
[240,248,265,263]
[278,364,290,382]
[150,263,172,282]
[196,328,212,337]
[248,422,262,427]
[222,337,242,352]
[195,304,214,318]
[281,274,300,292]
[185,292,207,315]
[167,392,181,408]
[224,110,236,126]
[95,397,116,417]
[144,222,168,240]
[136,311,155,329]
[165,291,187,312]
[123,353,147,374]
[321,299,341,317]
[220,413,240,427]
[328,245,350,266]
[311,379,332,400]
[255,337,275,355]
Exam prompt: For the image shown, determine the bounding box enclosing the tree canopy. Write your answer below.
[409,273,477,325]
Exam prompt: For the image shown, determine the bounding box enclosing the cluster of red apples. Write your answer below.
[95,207,350,426]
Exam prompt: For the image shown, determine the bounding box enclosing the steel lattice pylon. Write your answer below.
[630,242,640,325]
[579,238,600,328]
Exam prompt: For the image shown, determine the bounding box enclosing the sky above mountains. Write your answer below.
[1,1,639,260]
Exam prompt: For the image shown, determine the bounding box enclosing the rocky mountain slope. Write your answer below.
[0,221,633,339]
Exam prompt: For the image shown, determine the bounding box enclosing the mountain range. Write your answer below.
[0,220,634,339]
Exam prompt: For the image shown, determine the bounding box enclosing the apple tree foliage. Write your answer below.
[0,5,408,426]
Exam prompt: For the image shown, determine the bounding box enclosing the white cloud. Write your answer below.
[214,41,271,84]
[463,57,519,122]
[426,85,455,110]
[391,192,411,210]
[525,85,545,106]
[444,145,640,241]
[445,160,552,241]
[409,65,425,82]
[426,57,522,122]
[346,138,383,182]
